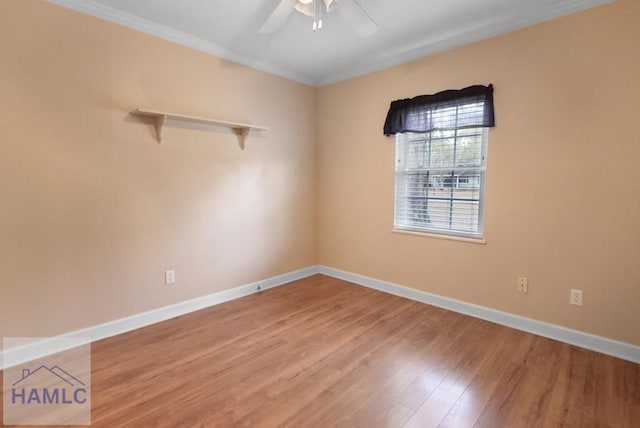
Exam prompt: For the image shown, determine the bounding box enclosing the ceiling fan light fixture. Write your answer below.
[295,0,336,16]
[261,0,375,36]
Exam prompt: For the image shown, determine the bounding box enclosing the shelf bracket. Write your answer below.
[155,115,166,143]
[232,128,250,150]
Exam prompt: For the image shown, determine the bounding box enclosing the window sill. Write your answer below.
[391,229,487,245]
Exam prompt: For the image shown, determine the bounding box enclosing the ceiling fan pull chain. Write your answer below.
[316,0,323,31]
[313,0,317,31]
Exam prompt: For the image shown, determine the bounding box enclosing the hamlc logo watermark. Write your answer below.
[3,337,91,425]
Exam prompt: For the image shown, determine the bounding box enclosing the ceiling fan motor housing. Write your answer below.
[295,0,338,17]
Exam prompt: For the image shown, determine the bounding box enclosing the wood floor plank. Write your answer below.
[437,375,499,428]
[1,274,637,428]
[402,386,459,428]
[395,352,452,411]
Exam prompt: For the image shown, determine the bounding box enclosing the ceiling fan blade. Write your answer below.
[294,3,314,17]
[259,0,298,34]
[339,0,378,37]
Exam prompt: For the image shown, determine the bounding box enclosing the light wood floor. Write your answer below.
[2,275,639,427]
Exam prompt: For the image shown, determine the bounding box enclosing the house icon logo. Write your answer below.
[3,336,92,425]
[11,365,88,405]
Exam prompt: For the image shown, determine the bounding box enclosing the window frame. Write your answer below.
[394,127,489,240]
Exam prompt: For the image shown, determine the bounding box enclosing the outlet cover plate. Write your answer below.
[570,289,583,306]
[517,277,528,293]
[165,270,176,285]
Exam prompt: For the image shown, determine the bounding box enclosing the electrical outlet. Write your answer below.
[569,289,583,306]
[517,277,528,293]
[165,270,175,285]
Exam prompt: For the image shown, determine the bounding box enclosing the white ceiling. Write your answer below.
[49,0,612,86]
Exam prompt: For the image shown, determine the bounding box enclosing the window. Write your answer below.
[394,126,488,238]
[384,85,494,239]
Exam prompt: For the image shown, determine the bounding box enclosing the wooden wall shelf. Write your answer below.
[131,108,269,150]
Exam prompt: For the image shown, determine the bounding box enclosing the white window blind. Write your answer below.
[394,104,488,238]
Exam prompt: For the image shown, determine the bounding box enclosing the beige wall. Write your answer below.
[0,1,317,341]
[317,0,640,345]
[2,0,639,349]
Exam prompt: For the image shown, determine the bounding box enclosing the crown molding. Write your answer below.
[46,0,316,86]
[317,0,615,85]
[48,0,613,87]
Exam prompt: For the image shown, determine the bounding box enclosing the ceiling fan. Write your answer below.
[259,0,378,37]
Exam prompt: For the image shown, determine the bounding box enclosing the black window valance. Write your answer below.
[383,84,495,136]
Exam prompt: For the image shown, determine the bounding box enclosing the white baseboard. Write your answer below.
[5,265,637,369]
[318,266,640,364]
[1,266,320,369]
